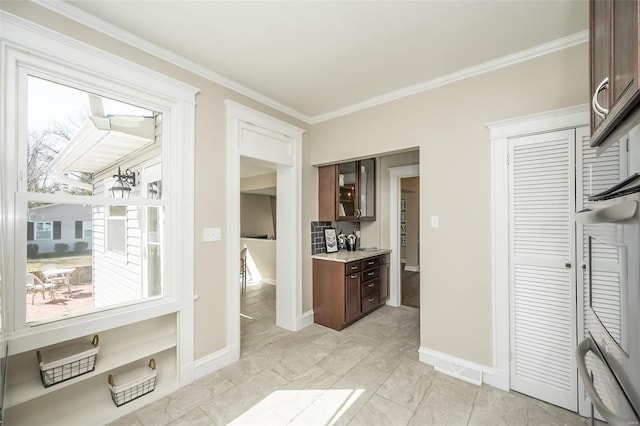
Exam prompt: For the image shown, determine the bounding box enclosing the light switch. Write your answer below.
[430,216,439,228]
[203,227,221,242]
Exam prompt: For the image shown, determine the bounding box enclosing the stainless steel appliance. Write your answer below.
[576,167,640,424]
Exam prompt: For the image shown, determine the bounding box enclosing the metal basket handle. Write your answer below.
[92,335,99,347]
[108,374,115,387]
[148,358,156,370]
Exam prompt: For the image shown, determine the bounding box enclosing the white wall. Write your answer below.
[240,193,275,238]
[241,238,276,284]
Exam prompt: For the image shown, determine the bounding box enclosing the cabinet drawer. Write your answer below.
[361,268,379,281]
[362,257,379,269]
[345,261,362,275]
[362,292,379,313]
[361,278,379,298]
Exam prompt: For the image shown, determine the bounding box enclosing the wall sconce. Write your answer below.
[110,167,136,198]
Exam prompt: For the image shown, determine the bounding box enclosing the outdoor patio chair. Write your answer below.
[42,264,73,297]
[26,272,55,304]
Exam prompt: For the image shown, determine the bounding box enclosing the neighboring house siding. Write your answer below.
[93,204,144,308]
[27,204,91,254]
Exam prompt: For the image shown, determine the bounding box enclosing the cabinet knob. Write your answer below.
[368,298,375,302]
[368,283,374,288]
[350,274,357,279]
[350,266,358,270]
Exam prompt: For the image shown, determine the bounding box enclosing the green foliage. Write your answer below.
[74,241,89,253]
[54,243,69,254]
[27,243,39,258]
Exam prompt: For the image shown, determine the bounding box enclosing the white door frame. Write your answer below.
[225,100,305,360]
[388,165,420,307]
[486,104,589,391]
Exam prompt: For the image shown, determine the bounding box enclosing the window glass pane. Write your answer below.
[25,203,164,323]
[27,75,158,199]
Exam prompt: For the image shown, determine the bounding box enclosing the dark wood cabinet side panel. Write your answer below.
[318,165,338,222]
[591,0,610,134]
[345,274,361,322]
[313,259,346,330]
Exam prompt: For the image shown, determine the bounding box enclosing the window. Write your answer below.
[75,221,92,239]
[107,205,127,255]
[34,222,52,240]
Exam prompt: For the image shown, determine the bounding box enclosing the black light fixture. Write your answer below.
[110,167,136,198]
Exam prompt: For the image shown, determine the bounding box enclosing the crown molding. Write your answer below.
[33,0,313,124]
[309,30,589,124]
[31,1,587,126]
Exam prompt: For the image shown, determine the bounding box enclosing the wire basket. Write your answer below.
[37,335,99,388]
[109,358,157,407]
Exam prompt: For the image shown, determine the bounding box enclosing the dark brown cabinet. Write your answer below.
[313,253,388,331]
[590,0,640,147]
[318,159,376,221]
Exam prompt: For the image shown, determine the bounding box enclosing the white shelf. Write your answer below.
[5,349,178,426]
[6,333,176,408]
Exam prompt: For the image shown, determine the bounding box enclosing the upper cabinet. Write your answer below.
[590,0,640,147]
[319,158,376,221]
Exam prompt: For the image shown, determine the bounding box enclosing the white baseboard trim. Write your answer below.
[404,265,420,272]
[194,343,240,380]
[418,346,508,390]
[261,278,277,285]
[298,309,314,329]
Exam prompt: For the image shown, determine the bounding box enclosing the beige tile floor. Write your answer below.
[111,282,589,426]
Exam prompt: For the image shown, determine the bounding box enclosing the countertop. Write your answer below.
[311,248,391,263]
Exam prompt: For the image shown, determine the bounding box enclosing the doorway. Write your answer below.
[400,177,420,308]
[388,164,419,307]
[225,101,305,360]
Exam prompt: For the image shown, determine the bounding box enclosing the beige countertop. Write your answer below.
[311,248,391,263]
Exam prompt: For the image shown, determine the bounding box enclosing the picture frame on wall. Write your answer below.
[324,228,338,253]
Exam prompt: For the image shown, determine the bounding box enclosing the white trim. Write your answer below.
[388,165,420,307]
[487,104,589,395]
[225,101,306,360]
[260,278,277,285]
[404,265,420,272]
[299,310,315,329]
[311,32,588,124]
[26,4,587,125]
[418,346,507,389]
[193,344,239,380]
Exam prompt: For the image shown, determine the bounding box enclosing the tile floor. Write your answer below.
[111,282,589,425]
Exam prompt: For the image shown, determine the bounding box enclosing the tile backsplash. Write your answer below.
[311,221,361,255]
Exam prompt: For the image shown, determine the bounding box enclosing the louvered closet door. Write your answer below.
[509,129,577,411]
[575,127,626,417]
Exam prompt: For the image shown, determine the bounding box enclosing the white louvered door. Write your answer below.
[575,127,626,417]
[509,129,577,411]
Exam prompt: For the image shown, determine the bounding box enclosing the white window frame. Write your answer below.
[34,221,53,240]
[82,220,92,239]
[1,11,197,377]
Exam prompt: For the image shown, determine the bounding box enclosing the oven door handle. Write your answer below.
[576,201,637,224]
[576,338,636,426]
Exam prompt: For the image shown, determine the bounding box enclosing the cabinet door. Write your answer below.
[590,0,609,134]
[379,262,389,300]
[610,0,638,113]
[357,158,376,220]
[345,273,361,322]
[337,162,358,220]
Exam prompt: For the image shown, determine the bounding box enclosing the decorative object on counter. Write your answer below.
[108,358,157,407]
[37,334,99,387]
[337,232,346,250]
[346,233,357,251]
[324,228,338,253]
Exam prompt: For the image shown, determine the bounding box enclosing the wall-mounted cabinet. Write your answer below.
[590,0,640,147]
[318,159,376,221]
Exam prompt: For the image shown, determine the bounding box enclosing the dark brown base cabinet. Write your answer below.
[313,254,389,331]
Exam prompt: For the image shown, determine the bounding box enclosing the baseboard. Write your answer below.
[418,346,507,389]
[194,343,240,380]
[261,278,277,285]
[404,265,420,272]
[298,309,314,329]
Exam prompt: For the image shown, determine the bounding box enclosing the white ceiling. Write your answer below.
[56,1,588,123]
